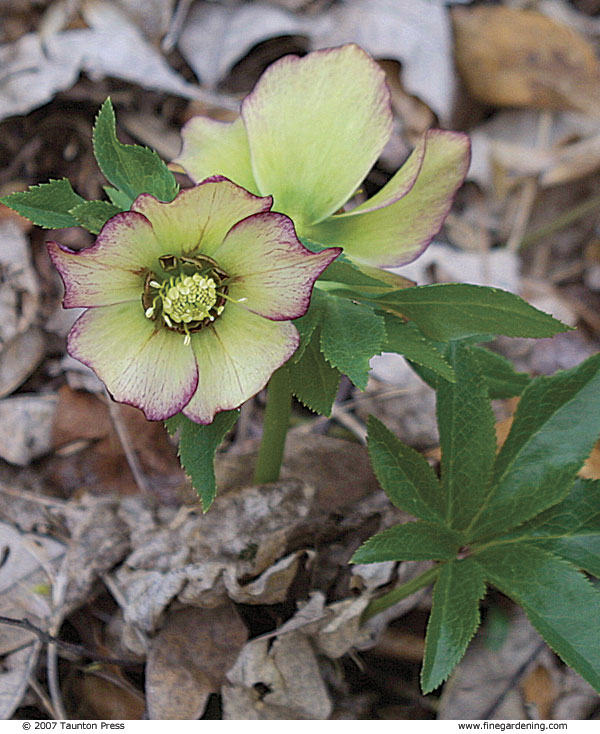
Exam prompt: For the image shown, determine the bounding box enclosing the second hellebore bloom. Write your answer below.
[48,178,340,423]
[177,44,470,269]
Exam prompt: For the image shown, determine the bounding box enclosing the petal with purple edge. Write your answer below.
[48,211,162,308]
[303,131,471,268]
[131,179,272,259]
[213,211,341,320]
[175,117,260,194]
[241,44,392,228]
[183,305,298,424]
[346,133,426,214]
[68,301,198,421]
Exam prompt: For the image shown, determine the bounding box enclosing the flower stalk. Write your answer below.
[253,367,292,484]
[362,565,441,622]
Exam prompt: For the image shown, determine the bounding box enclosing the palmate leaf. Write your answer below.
[70,200,123,234]
[476,544,600,692]
[437,343,497,532]
[352,521,461,563]
[367,416,445,523]
[468,352,600,541]
[491,478,600,577]
[165,411,239,511]
[355,283,568,341]
[383,318,454,383]
[421,559,486,693]
[286,328,341,416]
[0,178,84,229]
[93,98,179,206]
[318,292,386,389]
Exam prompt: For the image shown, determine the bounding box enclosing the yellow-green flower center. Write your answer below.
[142,254,229,345]
[161,273,218,324]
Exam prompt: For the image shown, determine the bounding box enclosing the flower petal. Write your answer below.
[241,44,392,227]
[183,305,298,424]
[347,133,426,214]
[47,211,161,308]
[131,177,272,259]
[68,301,198,420]
[214,211,340,320]
[304,130,471,268]
[175,116,260,194]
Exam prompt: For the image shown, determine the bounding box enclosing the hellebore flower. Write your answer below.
[176,44,470,270]
[48,177,340,423]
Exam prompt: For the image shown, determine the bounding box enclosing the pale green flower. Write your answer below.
[177,44,470,269]
[48,177,339,423]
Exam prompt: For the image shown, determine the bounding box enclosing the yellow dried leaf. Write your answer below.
[452,7,600,115]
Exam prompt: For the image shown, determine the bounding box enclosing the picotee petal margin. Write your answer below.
[183,305,299,424]
[214,211,341,320]
[47,210,162,308]
[241,44,393,228]
[67,301,199,421]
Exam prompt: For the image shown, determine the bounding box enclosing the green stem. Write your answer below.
[253,367,292,484]
[362,565,441,622]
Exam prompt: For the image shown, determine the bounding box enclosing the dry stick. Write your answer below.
[0,616,139,667]
[103,388,151,494]
[506,111,553,253]
[28,675,59,721]
[481,639,547,719]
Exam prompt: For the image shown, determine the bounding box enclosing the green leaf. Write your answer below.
[365,283,569,341]
[367,416,445,523]
[93,98,179,205]
[422,559,486,693]
[383,317,454,382]
[317,258,391,290]
[351,521,461,563]
[469,346,531,399]
[476,544,600,693]
[468,353,600,541]
[104,185,134,209]
[0,178,84,229]
[491,478,600,577]
[286,329,341,416]
[175,411,239,511]
[319,294,386,389]
[292,288,327,362]
[437,343,497,532]
[69,200,123,234]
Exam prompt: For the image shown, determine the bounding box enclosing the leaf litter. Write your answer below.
[2,0,600,721]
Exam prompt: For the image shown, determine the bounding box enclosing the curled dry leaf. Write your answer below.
[452,6,600,115]
[146,603,248,720]
[224,632,332,720]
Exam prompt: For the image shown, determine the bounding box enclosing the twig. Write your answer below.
[481,639,547,719]
[103,388,151,494]
[0,616,139,667]
[28,675,59,720]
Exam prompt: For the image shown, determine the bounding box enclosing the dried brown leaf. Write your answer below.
[146,604,247,719]
[453,6,600,115]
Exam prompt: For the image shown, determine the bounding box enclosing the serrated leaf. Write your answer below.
[351,521,461,564]
[437,343,497,532]
[468,353,600,541]
[319,294,386,389]
[491,478,600,577]
[383,317,454,382]
[93,98,179,205]
[365,283,569,341]
[286,329,340,416]
[469,346,531,399]
[176,411,239,511]
[367,416,445,522]
[69,200,123,234]
[476,544,600,693]
[422,559,486,693]
[0,178,84,229]
[292,288,327,362]
[317,258,391,289]
[104,185,134,209]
